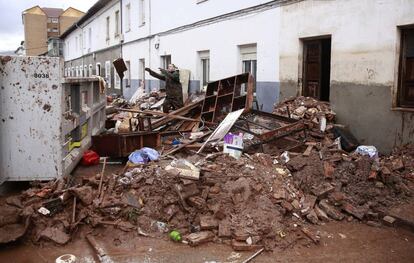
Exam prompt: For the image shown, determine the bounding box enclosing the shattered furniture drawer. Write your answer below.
[92,132,161,157]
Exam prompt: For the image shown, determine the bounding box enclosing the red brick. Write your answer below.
[200,215,218,230]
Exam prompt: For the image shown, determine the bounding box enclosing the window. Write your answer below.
[84,65,88,77]
[89,64,93,77]
[81,91,88,111]
[139,58,145,82]
[51,18,59,23]
[47,28,51,32]
[88,28,92,51]
[398,27,414,107]
[96,63,101,77]
[75,66,79,77]
[52,28,58,33]
[71,67,74,77]
[106,16,110,40]
[79,34,83,51]
[240,44,257,80]
[114,70,121,89]
[198,50,210,88]
[160,55,171,69]
[125,60,131,87]
[125,4,131,32]
[47,18,52,23]
[115,10,120,36]
[105,61,111,88]
[239,44,257,93]
[139,0,145,26]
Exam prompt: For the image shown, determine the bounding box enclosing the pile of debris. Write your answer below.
[1,76,413,252]
[273,96,336,125]
[1,140,412,250]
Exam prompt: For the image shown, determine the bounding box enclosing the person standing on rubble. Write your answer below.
[145,64,184,113]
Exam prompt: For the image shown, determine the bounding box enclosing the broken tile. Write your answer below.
[306,209,319,224]
[319,199,344,221]
[231,240,263,251]
[186,231,214,246]
[311,183,335,198]
[382,215,396,226]
[323,161,335,179]
[218,221,231,238]
[341,203,365,220]
[200,215,218,230]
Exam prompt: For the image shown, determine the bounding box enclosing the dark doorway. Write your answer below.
[303,37,331,101]
[398,28,414,108]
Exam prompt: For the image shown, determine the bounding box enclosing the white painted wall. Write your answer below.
[123,4,280,85]
[150,0,274,34]
[122,0,150,43]
[279,0,414,86]
[64,0,121,61]
[278,0,414,152]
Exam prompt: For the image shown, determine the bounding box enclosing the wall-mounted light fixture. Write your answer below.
[154,35,160,49]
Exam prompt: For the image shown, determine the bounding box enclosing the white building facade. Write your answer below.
[62,0,414,152]
[63,0,284,111]
[62,0,123,93]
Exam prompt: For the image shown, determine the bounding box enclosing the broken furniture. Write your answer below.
[92,132,160,158]
[201,73,254,123]
[233,110,306,150]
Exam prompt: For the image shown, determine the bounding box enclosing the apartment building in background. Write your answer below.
[61,0,414,152]
[22,6,84,56]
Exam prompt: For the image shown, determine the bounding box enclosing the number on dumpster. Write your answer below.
[34,73,49,78]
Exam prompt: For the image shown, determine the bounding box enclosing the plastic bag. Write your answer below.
[128,147,160,164]
[355,145,378,159]
[81,150,100,166]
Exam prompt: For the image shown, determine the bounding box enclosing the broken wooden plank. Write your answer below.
[303,144,314,156]
[162,131,212,156]
[98,157,107,198]
[242,248,265,263]
[117,108,210,124]
[86,235,107,262]
[301,227,320,244]
[151,101,202,129]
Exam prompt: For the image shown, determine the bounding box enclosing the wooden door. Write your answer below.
[303,41,322,98]
[399,29,414,107]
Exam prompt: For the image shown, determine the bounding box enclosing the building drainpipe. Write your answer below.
[74,23,85,76]
[120,0,124,96]
[148,0,152,91]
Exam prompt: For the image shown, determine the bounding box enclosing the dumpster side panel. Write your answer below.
[0,56,63,182]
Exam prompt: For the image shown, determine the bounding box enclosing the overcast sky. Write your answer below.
[0,0,97,52]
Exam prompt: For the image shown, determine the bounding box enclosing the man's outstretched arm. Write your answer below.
[145,68,166,81]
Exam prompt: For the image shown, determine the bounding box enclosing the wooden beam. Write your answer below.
[116,108,209,124]
[162,131,212,156]
[151,101,202,128]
